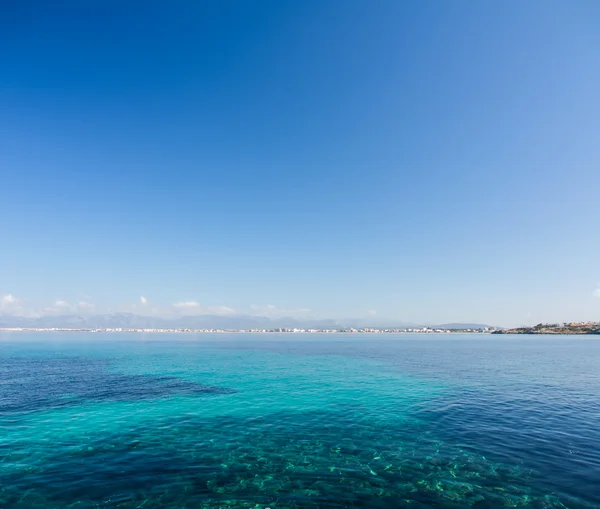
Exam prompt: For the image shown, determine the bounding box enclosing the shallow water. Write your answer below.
[1,333,599,508]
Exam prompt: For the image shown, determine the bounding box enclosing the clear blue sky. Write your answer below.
[1,1,599,326]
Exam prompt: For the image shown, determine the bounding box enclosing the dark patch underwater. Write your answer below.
[0,356,235,414]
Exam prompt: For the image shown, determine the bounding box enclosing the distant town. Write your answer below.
[1,326,495,334]
[2,322,599,334]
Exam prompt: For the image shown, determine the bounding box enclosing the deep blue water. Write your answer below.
[1,333,599,508]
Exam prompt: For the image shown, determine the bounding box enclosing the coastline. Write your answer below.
[493,330,600,335]
[493,324,600,335]
[0,328,491,334]
[4,326,598,335]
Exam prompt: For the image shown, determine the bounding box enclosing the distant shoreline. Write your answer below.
[0,328,491,334]
[492,324,600,335]
[3,326,598,335]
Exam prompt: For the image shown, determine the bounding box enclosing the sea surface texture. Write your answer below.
[1,334,599,509]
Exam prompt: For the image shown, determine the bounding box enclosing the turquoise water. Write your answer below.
[1,334,599,508]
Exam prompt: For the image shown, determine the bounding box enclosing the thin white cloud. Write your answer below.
[36,299,95,316]
[251,304,275,314]
[172,301,200,309]
[0,295,308,321]
[171,301,236,316]
[594,287,600,298]
[251,304,310,317]
[367,310,377,316]
[2,294,18,305]
[206,305,236,315]
[42,300,74,315]
[1,294,40,318]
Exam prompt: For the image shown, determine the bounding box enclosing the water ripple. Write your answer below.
[1,334,599,508]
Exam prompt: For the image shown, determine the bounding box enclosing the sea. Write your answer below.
[1,333,599,509]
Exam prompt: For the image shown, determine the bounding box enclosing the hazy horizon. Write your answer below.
[0,304,592,329]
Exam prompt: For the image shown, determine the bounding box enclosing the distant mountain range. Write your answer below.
[0,313,494,330]
[433,323,494,330]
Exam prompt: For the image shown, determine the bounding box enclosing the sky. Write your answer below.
[1,1,600,326]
